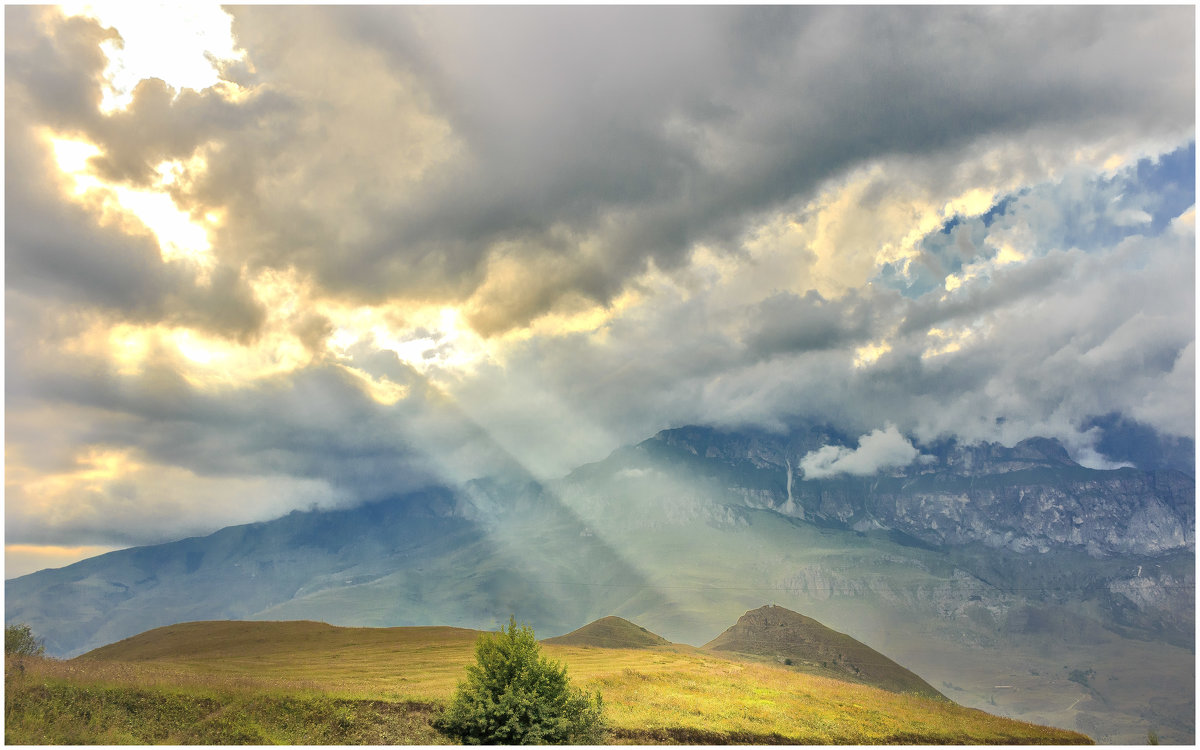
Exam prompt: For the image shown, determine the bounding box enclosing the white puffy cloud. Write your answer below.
[799,426,920,479]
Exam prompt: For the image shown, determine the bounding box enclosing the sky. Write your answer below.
[5,5,1195,578]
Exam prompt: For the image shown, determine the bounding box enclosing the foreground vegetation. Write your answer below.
[5,673,445,744]
[436,618,604,743]
[6,620,1092,744]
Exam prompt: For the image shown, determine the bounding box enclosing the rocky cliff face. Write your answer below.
[629,424,1196,658]
[644,427,1195,559]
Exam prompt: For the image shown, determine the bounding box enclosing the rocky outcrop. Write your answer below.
[645,427,1195,559]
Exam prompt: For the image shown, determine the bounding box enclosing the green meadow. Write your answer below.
[5,620,1091,745]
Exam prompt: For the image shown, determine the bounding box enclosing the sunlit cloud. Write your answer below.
[57,2,247,112]
[15,447,142,502]
[44,130,216,275]
[922,326,976,359]
[853,340,892,369]
[336,364,410,406]
[6,443,346,548]
[62,319,312,387]
[944,239,1029,294]
[50,136,101,174]
[322,301,492,386]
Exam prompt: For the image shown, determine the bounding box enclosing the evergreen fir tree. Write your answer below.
[435,617,605,744]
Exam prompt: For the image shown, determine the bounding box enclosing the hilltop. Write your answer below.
[543,616,670,649]
[705,605,945,700]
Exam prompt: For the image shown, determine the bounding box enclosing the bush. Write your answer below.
[434,617,605,744]
[5,623,45,657]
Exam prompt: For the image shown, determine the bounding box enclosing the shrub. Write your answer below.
[434,617,605,744]
[5,623,45,657]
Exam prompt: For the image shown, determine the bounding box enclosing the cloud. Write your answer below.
[476,144,1195,467]
[375,5,1191,330]
[799,426,920,479]
[4,5,1193,556]
[743,290,882,360]
[3,446,347,548]
[16,6,1193,336]
[4,11,269,342]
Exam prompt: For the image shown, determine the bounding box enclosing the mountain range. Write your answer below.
[6,422,1194,743]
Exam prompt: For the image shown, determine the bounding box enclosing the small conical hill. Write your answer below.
[704,605,945,700]
[542,616,670,649]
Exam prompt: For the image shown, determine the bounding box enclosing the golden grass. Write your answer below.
[5,656,450,745]
[79,621,481,701]
[40,620,1092,744]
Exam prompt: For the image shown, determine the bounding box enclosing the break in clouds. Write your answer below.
[4,5,1194,563]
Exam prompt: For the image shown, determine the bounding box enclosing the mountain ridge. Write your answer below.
[634,425,1194,558]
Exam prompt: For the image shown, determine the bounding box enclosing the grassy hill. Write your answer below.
[542,616,670,649]
[6,619,1092,745]
[704,605,946,701]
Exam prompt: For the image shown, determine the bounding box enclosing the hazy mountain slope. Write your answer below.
[5,484,676,658]
[6,423,1194,742]
[543,616,670,649]
[5,489,474,657]
[704,605,945,700]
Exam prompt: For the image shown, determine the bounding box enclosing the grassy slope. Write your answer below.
[4,673,447,745]
[6,620,1091,745]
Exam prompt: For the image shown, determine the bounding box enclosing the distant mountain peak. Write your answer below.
[1011,436,1073,464]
